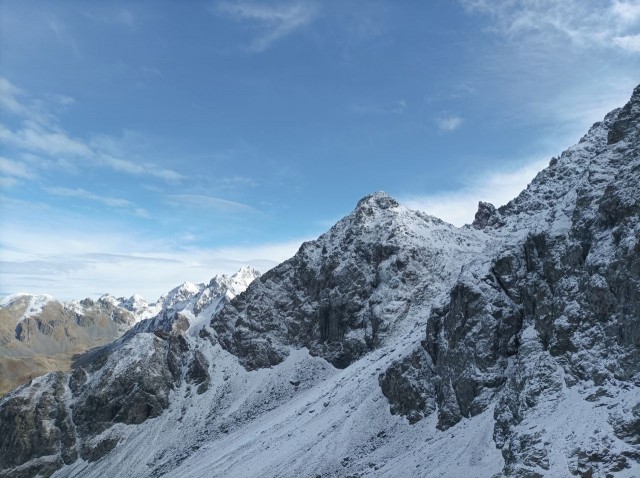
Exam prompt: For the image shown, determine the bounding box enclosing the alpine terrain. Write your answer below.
[0,267,260,396]
[0,85,639,478]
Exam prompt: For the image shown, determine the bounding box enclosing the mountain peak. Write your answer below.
[233,266,261,280]
[607,82,640,145]
[0,293,56,321]
[355,191,399,211]
[471,201,504,229]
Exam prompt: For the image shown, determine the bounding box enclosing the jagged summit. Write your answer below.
[214,189,484,370]
[347,191,402,226]
[210,266,261,291]
[467,83,640,236]
[355,191,399,210]
[608,83,640,144]
[128,266,261,337]
[471,201,503,229]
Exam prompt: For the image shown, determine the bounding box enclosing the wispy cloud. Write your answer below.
[99,154,184,181]
[167,194,258,213]
[461,0,640,54]
[401,157,549,226]
[0,77,29,117]
[612,0,640,22]
[46,15,80,57]
[0,156,36,180]
[45,187,150,217]
[457,2,638,146]
[0,77,183,182]
[214,1,318,52]
[528,76,638,130]
[426,82,477,103]
[436,114,463,132]
[0,123,92,157]
[613,33,640,52]
[0,77,57,126]
[0,218,306,299]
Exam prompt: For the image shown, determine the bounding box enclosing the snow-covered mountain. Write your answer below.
[0,267,260,397]
[127,266,262,337]
[1,85,639,478]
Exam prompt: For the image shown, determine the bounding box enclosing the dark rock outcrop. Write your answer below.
[0,327,208,477]
[472,201,504,229]
[378,348,435,424]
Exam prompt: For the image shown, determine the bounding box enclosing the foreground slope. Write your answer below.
[0,85,638,478]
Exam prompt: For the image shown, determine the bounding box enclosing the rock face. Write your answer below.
[381,86,640,476]
[213,193,484,370]
[0,333,191,478]
[0,86,639,478]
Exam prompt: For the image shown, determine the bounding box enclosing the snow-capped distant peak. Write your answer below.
[206,267,261,300]
[0,292,30,308]
[119,294,149,311]
[159,282,203,309]
[0,293,55,321]
[97,294,120,307]
[230,266,261,288]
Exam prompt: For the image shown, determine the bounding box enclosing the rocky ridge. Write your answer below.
[383,85,640,476]
[129,266,261,336]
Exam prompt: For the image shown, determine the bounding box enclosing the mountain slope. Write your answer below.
[0,85,639,478]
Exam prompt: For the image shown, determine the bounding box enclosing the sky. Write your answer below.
[0,0,639,300]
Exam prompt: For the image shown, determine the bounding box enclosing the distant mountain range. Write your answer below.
[1,85,639,478]
[0,267,260,395]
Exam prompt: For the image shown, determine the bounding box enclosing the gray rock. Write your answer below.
[378,348,436,424]
[472,201,505,229]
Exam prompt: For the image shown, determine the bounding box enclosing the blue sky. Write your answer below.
[1,0,639,300]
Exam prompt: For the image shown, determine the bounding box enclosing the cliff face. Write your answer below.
[0,86,638,478]
[382,86,640,476]
[213,192,485,370]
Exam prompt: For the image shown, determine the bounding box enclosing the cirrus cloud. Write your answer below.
[213,0,319,52]
[461,0,640,54]
[0,76,184,182]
